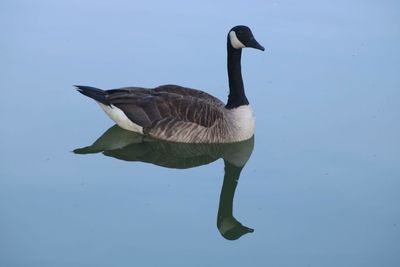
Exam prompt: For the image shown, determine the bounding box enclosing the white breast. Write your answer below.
[97,102,143,134]
[226,105,255,142]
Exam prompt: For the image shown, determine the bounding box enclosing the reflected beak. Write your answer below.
[248,38,265,51]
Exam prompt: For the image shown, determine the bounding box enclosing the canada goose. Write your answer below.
[76,25,264,143]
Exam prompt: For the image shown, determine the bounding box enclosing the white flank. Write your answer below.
[97,102,143,134]
[226,105,255,141]
[229,31,245,49]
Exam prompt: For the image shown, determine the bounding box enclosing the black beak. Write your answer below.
[248,38,265,51]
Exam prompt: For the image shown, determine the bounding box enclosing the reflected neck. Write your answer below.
[226,42,249,109]
[217,160,243,218]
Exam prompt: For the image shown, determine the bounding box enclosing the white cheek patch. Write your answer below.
[229,31,245,49]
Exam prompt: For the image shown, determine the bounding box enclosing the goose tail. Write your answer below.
[75,85,109,105]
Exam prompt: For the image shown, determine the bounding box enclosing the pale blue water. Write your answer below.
[1,0,400,266]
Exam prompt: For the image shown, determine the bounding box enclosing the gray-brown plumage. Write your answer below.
[76,84,234,143]
[76,25,264,143]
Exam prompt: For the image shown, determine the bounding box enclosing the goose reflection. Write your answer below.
[74,125,255,240]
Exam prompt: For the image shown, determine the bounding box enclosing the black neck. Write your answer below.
[225,42,249,109]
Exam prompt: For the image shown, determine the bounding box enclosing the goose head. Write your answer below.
[228,25,265,51]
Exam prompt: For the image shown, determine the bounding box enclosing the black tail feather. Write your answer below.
[75,85,109,105]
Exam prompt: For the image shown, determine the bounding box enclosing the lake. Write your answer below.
[1,0,399,266]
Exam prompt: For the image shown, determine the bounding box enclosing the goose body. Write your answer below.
[76,25,264,143]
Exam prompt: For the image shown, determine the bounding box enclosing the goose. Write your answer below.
[76,25,264,143]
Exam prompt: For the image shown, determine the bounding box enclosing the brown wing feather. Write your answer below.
[153,84,225,106]
[102,85,225,130]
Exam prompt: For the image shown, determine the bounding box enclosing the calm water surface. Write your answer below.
[1,0,400,266]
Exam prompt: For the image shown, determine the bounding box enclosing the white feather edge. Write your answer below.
[97,102,143,134]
